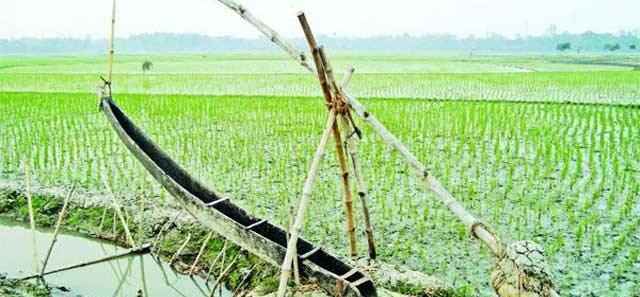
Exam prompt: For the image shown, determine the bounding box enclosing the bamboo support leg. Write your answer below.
[41,184,76,275]
[209,252,242,297]
[21,244,151,280]
[298,13,358,257]
[233,263,258,295]
[23,160,41,273]
[98,206,108,233]
[152,210,184,252]
[339,114,377,259]
[343,91,503,256]
[286,213,301,285]
[138,175,146,244]
[102,175,136,248]
[190,231,214,274]
[277,110,337,297]
[339,67,376,259]
[205,239,228,283]
[169,233,192,265]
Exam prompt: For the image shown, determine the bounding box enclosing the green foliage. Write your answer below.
[556,42,571,51]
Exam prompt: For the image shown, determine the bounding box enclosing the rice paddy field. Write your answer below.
[1,53,639,296]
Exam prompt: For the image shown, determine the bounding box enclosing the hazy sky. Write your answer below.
[3,0,638,39]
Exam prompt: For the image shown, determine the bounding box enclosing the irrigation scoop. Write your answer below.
[214,1,560,296]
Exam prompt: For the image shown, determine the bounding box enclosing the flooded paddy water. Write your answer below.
[0,217,230,297]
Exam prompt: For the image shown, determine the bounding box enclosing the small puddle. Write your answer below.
[0,217,230,297]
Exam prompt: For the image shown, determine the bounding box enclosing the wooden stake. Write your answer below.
[169,233,192,265]
[277,110,337,297]
[209,252,242,297]
[102,175,136,248]
[98,206,108,233]
[190,231,214,274]
[152,210,184,252]
[233,263,258,295]
[138,175,147,244]
[205,239,227,283]
[40,184,76,276]
[23,160,41,274]
[21,244,151,280]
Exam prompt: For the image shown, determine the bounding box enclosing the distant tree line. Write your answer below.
[1,31,639,55]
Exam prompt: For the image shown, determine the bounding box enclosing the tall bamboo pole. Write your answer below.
[277,110,337,297]
[106,0,117,96]
[40,184,76,276]
[23,160,41,273]
[216,0,313,72]
[298,12,357,257]
[319,52,378,259]
[341,115,376,259]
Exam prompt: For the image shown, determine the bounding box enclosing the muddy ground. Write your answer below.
[0,181,468,297]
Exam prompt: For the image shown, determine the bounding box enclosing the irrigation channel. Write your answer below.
[0,217,230,297]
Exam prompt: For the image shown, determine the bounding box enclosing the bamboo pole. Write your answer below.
[341,115,377,259]
[342,91,504,256]
[138,175,147,244]
[209,252,242,297]
[233,263,258,295]
[153,210,184,252]
[277,110,337,297]
[106,0,116,95]
[21,244,151,280]
[23,160,41,274]
[216,0,313,72]
[288,214,300,285]
[40,184,76,276]
[101,175,136,248]
[205,239,228,283]
[111,208,117,239]
[190,231,214,274]
[98,206,108,233]
[170,233,192,264]
[298,13,357,257]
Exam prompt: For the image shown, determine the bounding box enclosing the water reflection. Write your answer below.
[0,217,230,297]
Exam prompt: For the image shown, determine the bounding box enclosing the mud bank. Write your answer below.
[0,182,469,297]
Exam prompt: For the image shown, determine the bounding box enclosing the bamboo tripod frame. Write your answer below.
[277,13,380,296]
[212,1,558,296]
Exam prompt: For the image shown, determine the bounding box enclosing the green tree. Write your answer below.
[142,61,153,72]
[556,42,571,51]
